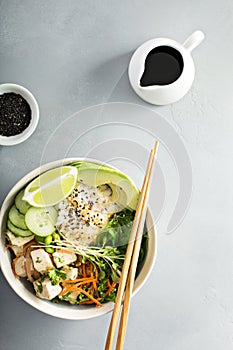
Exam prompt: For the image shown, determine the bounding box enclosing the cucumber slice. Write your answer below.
[7,220,33,237]
[15,189,31,214]
[25,207,58,237]
[9,205,27,230]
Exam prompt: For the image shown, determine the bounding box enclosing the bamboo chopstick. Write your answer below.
[115,142,158,349]
[104,141,159,350]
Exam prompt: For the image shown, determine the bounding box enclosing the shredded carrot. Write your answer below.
[105,282,117,296]
[89,285,96,296]
[92,278,97,291]
[61,277,96,285]
[79,301,94,305]
[58,261,113,306]
[90,265,98,291]
[60,279,96,296]
[59,285,78,296]
[60,285,102,306]
[89,277,96,293]
[82,263,87,278]
[76,287,102,306]
[80,298,101,305]
[68,280,95,288]
[89,262,94,274]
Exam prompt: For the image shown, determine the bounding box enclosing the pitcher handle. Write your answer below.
[183,30,205,52]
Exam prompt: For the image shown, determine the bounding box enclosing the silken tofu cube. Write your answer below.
[33,277,62,300]
[62,266,78,280]
[53,250,77,268]
[14,256,27,277]
[31,249,54,273]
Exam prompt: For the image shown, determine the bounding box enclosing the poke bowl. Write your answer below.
[0,158,157,320]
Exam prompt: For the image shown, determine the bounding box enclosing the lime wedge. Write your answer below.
[23,166,78,207]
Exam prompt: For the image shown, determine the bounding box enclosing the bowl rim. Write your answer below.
[0,158,157,320]
[0,83,39,146]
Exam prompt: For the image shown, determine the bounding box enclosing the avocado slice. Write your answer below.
[75,162,139,210]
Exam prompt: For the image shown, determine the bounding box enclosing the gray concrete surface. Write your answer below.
[1,1,233,349]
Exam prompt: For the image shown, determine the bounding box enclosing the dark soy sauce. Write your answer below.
[140,46,184,86]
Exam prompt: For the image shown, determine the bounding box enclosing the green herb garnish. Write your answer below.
[47,268,67,285]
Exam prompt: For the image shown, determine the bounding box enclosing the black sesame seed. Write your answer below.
[0,93,31,136]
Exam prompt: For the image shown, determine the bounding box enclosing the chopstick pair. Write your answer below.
[104,141,159,350]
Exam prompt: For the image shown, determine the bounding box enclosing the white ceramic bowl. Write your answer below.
[0,83,39,146]
[0,158,157,320]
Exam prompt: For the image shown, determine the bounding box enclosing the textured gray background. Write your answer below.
[1,1,233,349]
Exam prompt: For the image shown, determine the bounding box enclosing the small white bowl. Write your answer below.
[0,83,39,146]
[0,158,157,320]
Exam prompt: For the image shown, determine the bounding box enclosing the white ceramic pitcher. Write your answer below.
[128,30,205,105]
